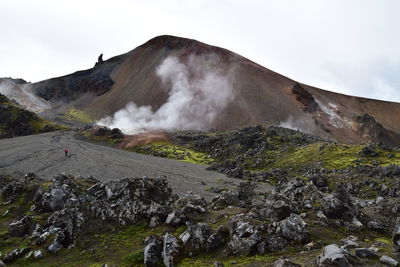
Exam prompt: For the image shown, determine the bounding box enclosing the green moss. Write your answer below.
[132,142,214,165]
[63,108,93,123]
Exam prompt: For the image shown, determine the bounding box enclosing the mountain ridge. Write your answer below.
[3,35,400,145]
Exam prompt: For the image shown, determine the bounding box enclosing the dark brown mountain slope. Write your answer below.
[18,35,400,145]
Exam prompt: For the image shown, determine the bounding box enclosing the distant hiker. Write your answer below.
[64,149,69,157]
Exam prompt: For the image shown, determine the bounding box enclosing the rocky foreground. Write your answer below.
[1,169,400,266]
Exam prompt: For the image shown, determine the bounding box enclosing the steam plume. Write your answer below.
[0,80,51,112]
[98,54,235,134]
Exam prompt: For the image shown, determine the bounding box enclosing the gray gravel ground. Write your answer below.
[0,131,270,199]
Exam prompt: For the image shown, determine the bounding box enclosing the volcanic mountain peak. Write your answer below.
[3,35,400,145]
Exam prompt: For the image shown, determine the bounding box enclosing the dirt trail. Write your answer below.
[0,131,271,199]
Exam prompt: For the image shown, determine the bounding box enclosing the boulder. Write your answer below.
[354,248,378,258]
[48,240,62,253]
[179,223,215,256]
[144,235,163,267]
[3,248,30,263]
[393,220,400,252]
[37,174,75,212]
[9,215,33,237]
[166,211,184,226]
[380,255,399,266]
[317,244,353,267]
[321,186,356,221]
[162,233,180,267]
[276,214,309,243]
[227,215,263,255]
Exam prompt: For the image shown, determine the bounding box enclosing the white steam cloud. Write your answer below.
[0,81,51,112]
[98,54,235,134]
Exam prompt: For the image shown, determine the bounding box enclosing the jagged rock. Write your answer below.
[3,247,30,263]
[166,211,184,226]
[149,216,162,228]
[394,219,400,253]
[227,215,264,255]
[276,214,309,243]
[88,177,173,225]
[317,244,354,267]
[354,248,378,258]
[37,174,75,212]
[237,181,256,201]
[46,206,85,248]
[162,233,180,267]
[9,215,33,237]
[176,191,207,215]
[1,181,24,201]
[214,262,224,267]
[264,234,288,252]
[340,236,359,249]
[380,255,399,266]
[34,250,43,259]
[310,175,328,188]
[367,220,384,230]
[273,258,302,267]
[144,235,163,267]
[210,190,239,209]
[321,186,356,221]
[260,199,292,222]
[48,240,62,253]
[180,223,216,256]
[0,260,4,267]
[359,145,379,157]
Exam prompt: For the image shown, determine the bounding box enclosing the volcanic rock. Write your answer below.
[317,244,354,267]
[144,235,163,267]
[162,233,180,267]
[276,213,309,243]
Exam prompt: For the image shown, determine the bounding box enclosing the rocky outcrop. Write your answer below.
[292,83,319,113]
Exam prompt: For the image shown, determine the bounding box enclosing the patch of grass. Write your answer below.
[63,108,92,123]
[132,141,214,165]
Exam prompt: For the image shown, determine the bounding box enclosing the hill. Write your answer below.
[5,35,400,145]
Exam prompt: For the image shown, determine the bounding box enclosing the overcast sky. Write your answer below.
[1,0,400,102]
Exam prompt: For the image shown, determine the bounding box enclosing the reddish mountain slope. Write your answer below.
[20,35,400,145]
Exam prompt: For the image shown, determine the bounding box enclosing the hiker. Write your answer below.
[64,149,69,158]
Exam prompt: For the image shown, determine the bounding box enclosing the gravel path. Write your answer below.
[0,131,270,199]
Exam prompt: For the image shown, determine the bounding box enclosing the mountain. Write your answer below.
[8,35,400,145]
[0,91,62,138]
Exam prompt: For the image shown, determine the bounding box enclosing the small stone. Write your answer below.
[34,250,44,259]
[149,216,161,228]
[380,255,399,266]
[214,261,224,267]
[48,240,62,254]
[354,248,379,258]
[273,258,302,266]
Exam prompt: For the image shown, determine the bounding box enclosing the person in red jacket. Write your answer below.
[64,149,69,158]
